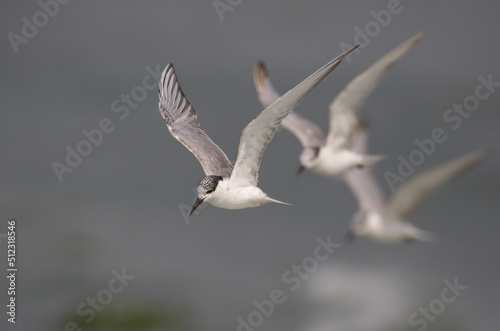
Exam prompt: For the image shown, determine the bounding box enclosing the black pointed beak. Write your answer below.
[190,197,205,215]
[342,230,357,246]
[296,165,306,176]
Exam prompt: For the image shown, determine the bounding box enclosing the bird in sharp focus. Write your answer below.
[158,46,358,215]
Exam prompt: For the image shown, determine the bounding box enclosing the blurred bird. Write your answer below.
[158,46,358,215]
[343,127,493,243]
[253,32,425,176]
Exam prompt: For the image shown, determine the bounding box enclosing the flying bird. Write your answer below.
[343,127,493,243]
[158,46,358,215]
[254,33,425,176]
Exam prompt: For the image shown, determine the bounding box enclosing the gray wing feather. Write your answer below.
[342,126,386,212]
[158,64,233,177]
[386,148,493,220]
[254,61,325,148]
[327,32,425,149]
[230,46,358,187]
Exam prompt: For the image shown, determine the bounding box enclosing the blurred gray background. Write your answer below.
[1,1,499,330]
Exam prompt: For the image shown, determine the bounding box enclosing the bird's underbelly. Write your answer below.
[368,231,407,243]
[368,223,412,243]
[309,150,362,176]
[207,186,270,210]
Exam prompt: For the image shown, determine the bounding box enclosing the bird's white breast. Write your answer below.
[205,180,272,210]
[364,214,417,243]
[307,148,365,176]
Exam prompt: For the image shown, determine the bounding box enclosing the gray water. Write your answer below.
[1,1,499,330]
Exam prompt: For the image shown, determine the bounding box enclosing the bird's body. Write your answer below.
[254,33,425,177]
[303,147,379,176]
[351,210,433,243]
[202,178,288,209]
[158,46,358,214]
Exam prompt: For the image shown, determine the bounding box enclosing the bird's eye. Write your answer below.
[206,190,213,194]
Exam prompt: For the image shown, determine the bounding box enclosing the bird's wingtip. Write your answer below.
[253,60,269,90]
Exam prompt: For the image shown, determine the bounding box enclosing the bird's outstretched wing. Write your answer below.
[159,64,233,177]
[342,125,386,213]
[386,148,493,220]
[229,46,359,187]
[326,32,425,149]
[254,61,325,149]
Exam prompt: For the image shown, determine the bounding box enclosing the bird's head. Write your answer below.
[298,146,320,175]
[191,175,223,215]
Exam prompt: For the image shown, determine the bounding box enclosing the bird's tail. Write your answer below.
[266,197,292,206]
[410,228,436,242]
[361,154,385,167]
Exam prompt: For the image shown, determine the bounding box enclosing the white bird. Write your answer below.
[254,33,425,176]
[158,46,358,214]
[343,127,493,243]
